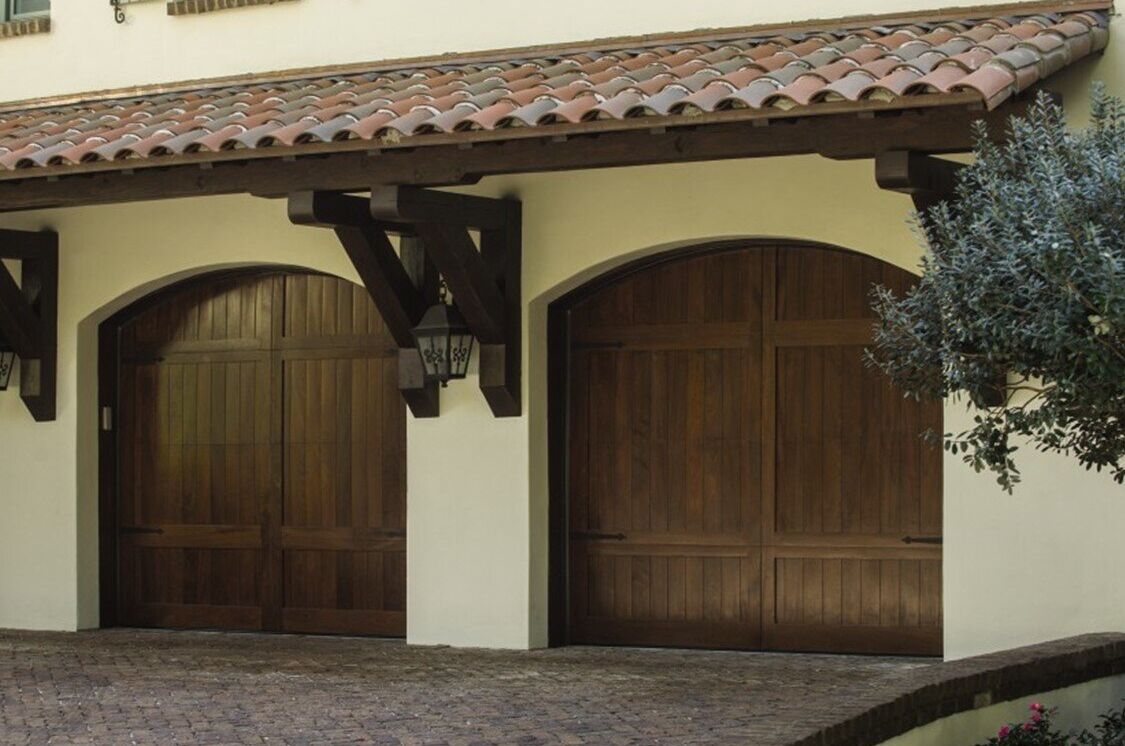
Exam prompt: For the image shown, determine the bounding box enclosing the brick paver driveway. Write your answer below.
[0,629,933,745]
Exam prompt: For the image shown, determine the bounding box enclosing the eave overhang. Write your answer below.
[0,0,1109,212]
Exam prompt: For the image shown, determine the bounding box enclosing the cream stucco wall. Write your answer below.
[0,3,1120,653]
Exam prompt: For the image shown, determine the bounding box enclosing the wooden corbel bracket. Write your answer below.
[288,190,440,418]
[288,186,522,418]
[0,228,58,422]
[875,150,966,215]
[372,186,522,418]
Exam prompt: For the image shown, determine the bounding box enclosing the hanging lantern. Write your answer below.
[411,301,475,386]
[0,337,15,392]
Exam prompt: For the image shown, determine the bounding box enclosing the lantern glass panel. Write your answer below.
[418,331,447,381]
[411,301,474,385]
[449,333,474,379]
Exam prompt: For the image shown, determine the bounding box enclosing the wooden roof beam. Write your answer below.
[875,150,966,214]
[289,190,440,418]
[0,99,1036,214]
[0,229,57,421]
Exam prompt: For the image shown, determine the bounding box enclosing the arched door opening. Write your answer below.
[98,268,406,636]
[548,241,942,655]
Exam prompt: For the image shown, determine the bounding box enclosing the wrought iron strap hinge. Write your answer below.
[572,341,625,350]
[571,531,627,541]
[902,536,943,545]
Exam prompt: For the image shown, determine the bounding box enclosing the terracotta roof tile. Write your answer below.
[0,5,1108,174]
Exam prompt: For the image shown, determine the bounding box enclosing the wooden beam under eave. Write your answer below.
[0,230,58,421]
[289,191,440,418]
[369,186,523,417]
[290,191,427,348]
[0,100,1035,214]
[411,221,507,344]
[875,150,966,214]
[478,200,522,417]
[0,262,41,359]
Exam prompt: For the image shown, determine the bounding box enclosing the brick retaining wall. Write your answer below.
[791,633,1125,746]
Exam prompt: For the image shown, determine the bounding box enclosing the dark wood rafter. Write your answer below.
[290,187,522,418]
[0,97,1040,214]
[0,228,57,421]
[874,150,967,214]
[874,93,1060,212]
[288,190,440,418]
[371,186,522,418]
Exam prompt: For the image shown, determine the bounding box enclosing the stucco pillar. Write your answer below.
[405,372,535,648]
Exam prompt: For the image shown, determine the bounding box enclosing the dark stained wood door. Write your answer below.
[279,275,406,636]
[565,244,942,655]
[762,246,942,655]
[115,271,406,636]
[567,250,764,649]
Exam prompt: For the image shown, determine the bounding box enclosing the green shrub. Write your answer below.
[868,87,1125,492]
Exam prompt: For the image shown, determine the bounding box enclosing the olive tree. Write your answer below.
[868,87,1124,492]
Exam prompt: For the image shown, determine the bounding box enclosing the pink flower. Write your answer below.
[1023,723,1035,732]
[1030,702,1045,713]
[1032,712,1043,723]
[999,725,1011,739]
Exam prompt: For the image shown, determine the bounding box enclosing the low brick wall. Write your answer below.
[790,633,1125,746]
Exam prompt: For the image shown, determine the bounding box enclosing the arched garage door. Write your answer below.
[562,243,942,655]
[109,270,406,636]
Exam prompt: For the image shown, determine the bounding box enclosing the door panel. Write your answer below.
[763,246,943,655]
[115,271,406,636]
[568,250,763,649]
[279,276,406,636]
[565,244,942,655]
[118,275,275,631]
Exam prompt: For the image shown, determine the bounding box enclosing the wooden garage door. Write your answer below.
[115,271,406,636]
[565,244,942,655]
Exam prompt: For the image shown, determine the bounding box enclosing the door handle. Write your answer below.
[902,535,942,545]
[572,531,627,541]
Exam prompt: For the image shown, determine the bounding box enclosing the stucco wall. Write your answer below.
[0,154,924,643]
[0,4,1120,653]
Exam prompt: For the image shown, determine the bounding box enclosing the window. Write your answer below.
[5,0,49,21]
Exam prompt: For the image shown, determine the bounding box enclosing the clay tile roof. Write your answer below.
[0,3,1109,175]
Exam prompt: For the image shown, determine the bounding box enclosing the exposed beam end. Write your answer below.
[875,150,966,214]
